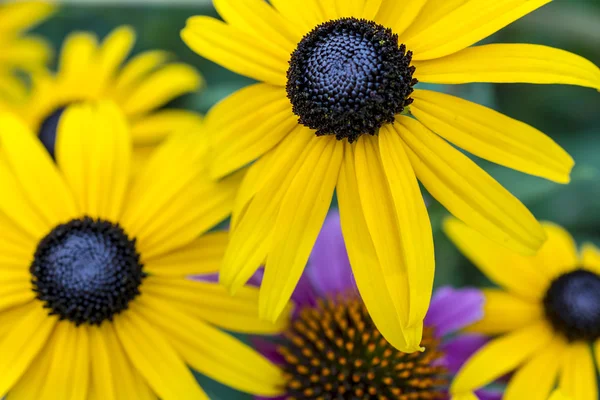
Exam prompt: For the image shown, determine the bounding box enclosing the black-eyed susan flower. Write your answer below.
[6,25,203,170]
[181,0,600,352]
[446,218,600,400]
[0,101,289,399]
[252,212,499,400]
[0,1,55,103]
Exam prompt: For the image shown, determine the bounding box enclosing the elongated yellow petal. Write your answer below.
[261,136,342,322]
[182,16,289,86]
[0,285,35,314]
[451,392,479,400]
[114,311,207,400]
[133,296,285,396]
[130,110,203,146]
[56,101,131,221]
[114,50,169,94]
[581,243,600,275]
[0,113,77,228]
[0,36,53,70]
[411,90,574,183]
[399,0,467,40]
[560,342,598,400]
[96,26,135,88]
[0,302,56,396]
[531,222,579,280]
[549,390,570,400]
[444,218,548,300]
[404,0,551,60]
[505,335,566,400]
[142,277,290,334]
[270,0,325,34]
[452,320,555,393]
[57,32,98,82]
[89,324,117,400]
[337,141,417,352]
[0,1,56,35]
[376,0,427,37]
[379,126,434,328]
[398,117,545,255]
[414,44,600,90]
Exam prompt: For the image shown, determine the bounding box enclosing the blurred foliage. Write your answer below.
[31,1,600,398]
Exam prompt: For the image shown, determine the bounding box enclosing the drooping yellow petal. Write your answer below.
[0,302,56,397]
[404,1,551,60]
[411,90,574,183]
[143,231,228,278]
[531,222,579,280]
[261,135,342,322]
[182,16,289,86]
[114,311,208,400]
[337,141,417,352]
[414,44,600,90]
[469,289,543,335]
[581,243,600,275]
[444,218,548,300]
[0,112,77,229]
[379,126,434,328]
[399,116,545,254]
[56,101,131,221]
[560,342,598,400]
[0,1,56,35]
[142,277,290,334]
[376,0,428,37]
[133,296,285,396]
[130,109,203,146]
[452,320,555,393]
[504,335,566,400]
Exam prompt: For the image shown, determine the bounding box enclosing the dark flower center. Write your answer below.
[543,269,600,342]
[278,295,447,399]
[31,217,145,325]
[38,106,67,158]
[286,17,417,143]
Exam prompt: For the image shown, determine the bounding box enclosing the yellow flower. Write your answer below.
[0,1,55,102]
[0,101,288,399]
[181,0,600,352]
[6,25,203,171]
[446,218,600,400]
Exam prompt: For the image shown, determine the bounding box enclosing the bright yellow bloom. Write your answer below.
[181,0,600,352]
[0,101,288,399]
[0,1,55,102]
[447,218,600,400]
[4,25,203,170]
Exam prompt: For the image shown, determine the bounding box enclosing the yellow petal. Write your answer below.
[0,302,56,396]
[56,101,131,221]
[114,311,208,400]
[581,243,600,275]
[261,136,341,322]
[0,112,77,228]
[379,126,434,328]
[0,284,35,314]
[444,217,548,300]
[399,0,467,41]
[560,342,598,400]
[404,0,551,60]
[114,50,170,94]
[505,335,566,400]
[89,324,117,400]
[376,0,428,37]
[130,109,203,146]
[0,36,53,71]
[96,26,136,88]
[531,222,579,280]
[57,32,98,82]
[549,390,570,400]
[0,209,37,260]
[269,0,325,34]
[337,140,418,352]
[469,289,543,335]
[451,392,479,400]
[398,116,545,255]
[122,63,202,116]
[182,16,288,86]
[411,90,574,183]
[142,277,290,335]
[451,320,555,393]
[414,44,600,90]
[133,295,285,396]
[0,1,56,35]
[143,231,228,277]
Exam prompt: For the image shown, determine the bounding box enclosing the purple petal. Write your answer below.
[306,211,356,295]
[251,336,286,365]
[189,273,219,283]
[425,287,484,337]
[441,334,489,374]
[475,390,504,400]
[292,269,319,309]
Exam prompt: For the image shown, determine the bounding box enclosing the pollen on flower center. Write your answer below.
[278,295,447,399]
[286,17,417,143]
[31,217,145,325]
[543,269,600,342]
[38,106,67,158]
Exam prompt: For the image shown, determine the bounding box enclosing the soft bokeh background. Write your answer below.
[33,1,600,398]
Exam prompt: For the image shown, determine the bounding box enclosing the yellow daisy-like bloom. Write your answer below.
[6,25,203,169]
[0,1,55,102]
[181,0,600,352]
[446,218,600,400]
[0,101,288,399]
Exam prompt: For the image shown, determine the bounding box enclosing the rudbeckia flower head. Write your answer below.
[181,0,600,352]
[0,101,290,399]
[446,218,600,400]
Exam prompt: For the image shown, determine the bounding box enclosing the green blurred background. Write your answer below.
[33,1,600,398]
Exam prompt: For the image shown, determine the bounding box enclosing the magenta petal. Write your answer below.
[441,333,489,374]
[425,287,484,337]
[306,211,356,295]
